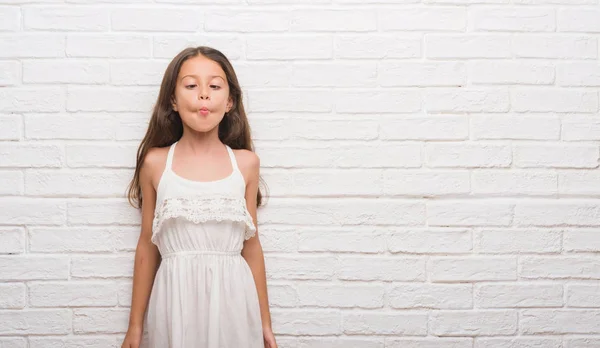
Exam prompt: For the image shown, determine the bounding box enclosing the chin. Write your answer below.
[187,122,219,133]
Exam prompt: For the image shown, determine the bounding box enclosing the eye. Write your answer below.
[210,85,221,89]
[185,84,197,89]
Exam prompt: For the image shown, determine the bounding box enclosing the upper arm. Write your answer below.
[240,150,260,238]
[138,147,164,245]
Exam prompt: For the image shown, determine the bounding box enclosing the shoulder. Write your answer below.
[232,148,260,184]
[142,145,170,190]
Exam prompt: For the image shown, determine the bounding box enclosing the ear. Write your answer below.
[226,97,233,112]
[171,97,178,112]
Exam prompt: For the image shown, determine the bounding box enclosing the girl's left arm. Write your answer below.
[241,151,273,334]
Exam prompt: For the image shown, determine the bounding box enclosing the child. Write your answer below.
[121,46,277,348]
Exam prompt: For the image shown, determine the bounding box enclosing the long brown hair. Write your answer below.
[126,46,267,209]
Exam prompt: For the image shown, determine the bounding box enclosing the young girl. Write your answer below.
[121,46,277,348]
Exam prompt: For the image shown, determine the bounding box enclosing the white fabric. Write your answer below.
[145,141,263,348]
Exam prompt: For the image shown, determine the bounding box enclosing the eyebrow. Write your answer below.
[180,74,225,81]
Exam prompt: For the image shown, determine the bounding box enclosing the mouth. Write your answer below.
[199,107,210,115]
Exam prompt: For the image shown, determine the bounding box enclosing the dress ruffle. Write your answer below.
[152,195,257,243]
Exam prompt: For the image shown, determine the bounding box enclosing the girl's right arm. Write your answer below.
[122,151,162,347]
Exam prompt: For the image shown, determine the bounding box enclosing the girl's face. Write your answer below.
[171,55,233,133]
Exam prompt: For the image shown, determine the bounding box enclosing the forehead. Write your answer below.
[178,55,226,80]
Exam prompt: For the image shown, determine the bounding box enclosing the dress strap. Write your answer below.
[225,145,239,173]
[165,141,177,173]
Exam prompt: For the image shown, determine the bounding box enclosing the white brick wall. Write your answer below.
[1,0,600,347]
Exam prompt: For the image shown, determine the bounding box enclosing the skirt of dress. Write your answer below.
[145,219,264,348]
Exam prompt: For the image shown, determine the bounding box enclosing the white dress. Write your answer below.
[145,141,264,348]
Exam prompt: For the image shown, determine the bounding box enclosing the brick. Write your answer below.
[431,310,517,336]
[248,90,332,112]
[23,60,109,84]
[338,256,425,281]
[26,170,132,197]
[431,257,517,282]
[565,338,600,348]
[292,10,376,32]
[472,170,557,196]
[0,228,25,254]
[469,7,555,32]
[73,308,129,334]
[292,62,377,87]
[425,89,509,113]
[0,34,64,58]
[25,113,115,140]
[29,227,115,252]
[560,171,600,195]
[513,35,597,59]
[557,62,600,87]
[514,144,599,168]
[559,8,600,32]
[71,255,134,278]
[520,256,600,279]
[521,309,600,334]
[111,8,202,31]
[476,338,562,348]
[67,199,139,225]
[29,281,118,307]
[335,34,421,59]
[513,89,598,113]
[426,35,511,58]
[67,35,151,58]
[388,229,472,254]
[387,338,472,348]
[383,170,470,196]
[259,198,425,226]
[264,255,335,280]
[0,256,68,280]
[379,62,466,87]
[297,284,384,308]
[235,62,291,88]
[271,309,341,335]
[0,171,23,195]
[263,283,297,308]
[0,283,25,309]
[0,310,70,335]
[477,229,561,253]
[472,115,560,140]
[515,201,600,227]
[110,60,165,86]
[66,143,136,167]
[389,284,472,309]
[380,115,468,140]
[67,87,156,112]
[153,35,243,59]
[475,283,563,308]
[0,6,20,31]
[29,337,117,348]
[381,7,466,31]
[247,35,332,60]
[564,229,600,252]
[0,198,66,225]
[24,7,109,31]
[567,284,600,307]
[298,229,385,253]
[0,88,64,112]
[343,312,427,335]
[205,10,288,32]
[471,61,555,85]
[335,90,422,113]
[428,201,513,226]
[252,118,378,141]
[0,61,20,86]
